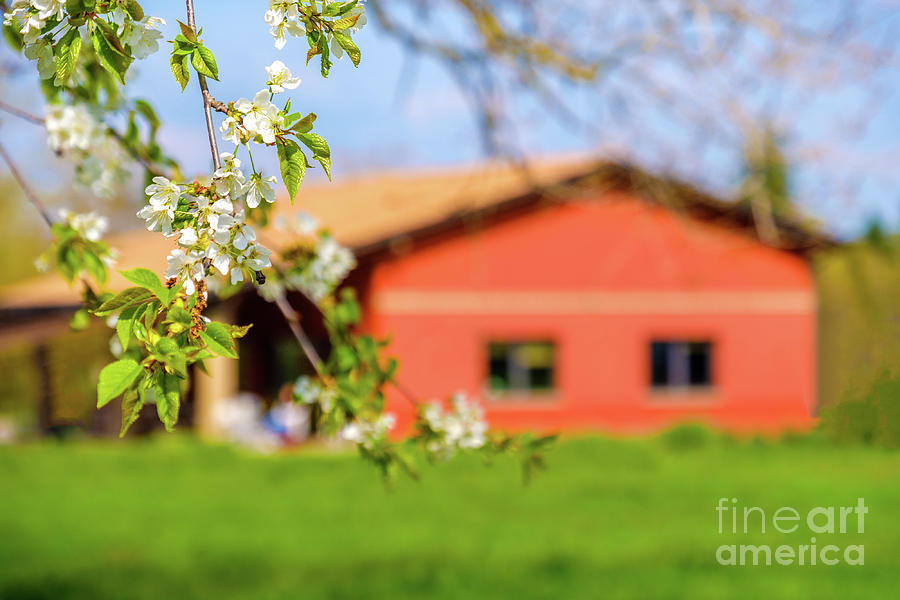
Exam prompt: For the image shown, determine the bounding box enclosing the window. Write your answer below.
[488,341,555,394]
[650,341,712,390]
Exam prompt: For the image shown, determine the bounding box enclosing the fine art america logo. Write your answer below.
[715,497,867,566]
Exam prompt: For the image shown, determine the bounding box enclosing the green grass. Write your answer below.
[1,432,898,599]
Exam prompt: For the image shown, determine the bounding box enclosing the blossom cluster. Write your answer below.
[264,0,367,54]
[260,212,356,303]
[292,375,337,412]
[420,393,488,460]
[57,208,109,242]
[45,103,130,198]
[3,0,65,44]
[220,61,299,146]
[34,208,117,279]
[341,412,396,451]
[5,1,165,65]
[136,155,275,296]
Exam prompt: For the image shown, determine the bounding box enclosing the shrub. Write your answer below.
[820,369,900,448]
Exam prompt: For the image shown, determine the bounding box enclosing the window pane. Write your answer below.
[650,340,713,389]
[651,342,669,386]
[688,342,711,385]
[488,341,555,393]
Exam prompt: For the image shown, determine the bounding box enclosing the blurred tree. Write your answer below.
[372,0,897,216]
[0,178,47,283]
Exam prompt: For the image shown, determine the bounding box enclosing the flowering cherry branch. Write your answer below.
[1,0,554,482]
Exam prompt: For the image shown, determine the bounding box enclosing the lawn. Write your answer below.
[0,431,898,599]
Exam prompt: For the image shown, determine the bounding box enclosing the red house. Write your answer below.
[0,161,832,435]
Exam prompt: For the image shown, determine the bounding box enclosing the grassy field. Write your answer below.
[0,431,898,599]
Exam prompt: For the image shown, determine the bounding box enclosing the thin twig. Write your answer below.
[185,0,221,171]
[0,99,171,178]
[0,137,54,227]
[0,100,43,125]
[272,292,325,375]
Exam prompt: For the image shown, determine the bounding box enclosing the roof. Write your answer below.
[0,159,834,311]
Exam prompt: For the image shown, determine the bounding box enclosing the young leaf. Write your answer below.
[290,112,317,133]
[332,31,361,67]
[120,389,144,437]
[170,51,190,91]
[191,45,219,80]
[93,287,152,316]
[121,268,170,303]
[155,371,181,432]
[124,0,144,21]
[177,20,198,43]
[97,359,144,408]
[54,27,82,84]
[297,133,332,180]
[276,138,306,203]
[200,322,237,358]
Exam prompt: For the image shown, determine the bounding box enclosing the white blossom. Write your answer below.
[265,60,300,94]
[137,176,181,235]
[165,248,205,296]
[178,227,199,247]
[122,16,166,59]
[342,413,396,450]
[421,393,488,460]
[45,103,99,152]
[244,173,277,208]
[293,375,337,412]
[219,116,243,146]
[212,153,246,198]
[234,90,284,145]
[67,211,108,242]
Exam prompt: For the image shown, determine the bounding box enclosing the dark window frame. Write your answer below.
[486,340,557,398]
[649,340,714,392]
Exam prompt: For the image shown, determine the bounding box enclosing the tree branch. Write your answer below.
[271,292,325,376]
[185,0,221,171]
[0,100,43,125]
[0,136,54,227]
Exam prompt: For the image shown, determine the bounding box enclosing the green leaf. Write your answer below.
[97,359,144,408]
[297,133,332,180]
[54,27,82,85]
[166,305,192,326]
[120,389,144,437]
[121,268,170,303]
[170,51,190,91]
[199,322,237,358]
[93,286,152,316]
[191,45,219,80]
[3,23,25,53]
[116,304,144,348]
[81,249,107,285]
[134,99,159,132]
[155,371,181,432]
[276,138,306,203]
[332,31,361,67]
[90,23,132,83]
[155,337,179,356]
[124,0,145,21]
[69,308,91,331]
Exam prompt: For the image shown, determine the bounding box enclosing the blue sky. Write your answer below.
[2,1,900,239]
